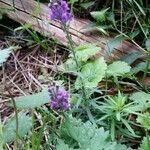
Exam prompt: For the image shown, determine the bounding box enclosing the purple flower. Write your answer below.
[48,83,70,110]
[48,0,72,24]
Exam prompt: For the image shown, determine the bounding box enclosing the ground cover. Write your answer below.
[0,0,150,149]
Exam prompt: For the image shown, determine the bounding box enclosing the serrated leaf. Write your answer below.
[106,61,131,77]
[139,137,150,150]
[90,8,109,22]
[56,139,74,150]
[3,112,32,143]
[130,92,150,111]
[59,58,78,73]
[13,90,50,109]
[61,115,128,150]
[74,44,100,62]
[0,47,14,66]
[137,113,150,130]
[61,115,109,150]
[112,144,128,150]
[75,57,107,89]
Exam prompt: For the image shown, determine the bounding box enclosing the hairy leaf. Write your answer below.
[3,112,32,143]
[137,113,150,130]
[61,115,109,149]
[13,90,50,109]
[130,92,150,111]
[60,115,127,150]
[106,61,131,77]
[59,58,78,73]
[56,139,74,150]
[74,44,100,62]
[75,57,107,89]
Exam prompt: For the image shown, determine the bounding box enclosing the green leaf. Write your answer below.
[0,47,14,66]
[121,118,135,136]
[96,26,109,35]
[105,35,126,55]
[56,139,74,150]
[90,8,109,22]
[137,113,150,130]
[3,112,32,143]
[59,58,78,73]
[133,0,146,16]
[139,137,150,150]
[129,30,140,39]
[0,13,3,20]
[13,90,50,109]
[120,51,143,65]
[75,57,107,89]
[0,9,5,20]
[112,144,128,150]
[69,0,79,5]
[60,115,128,150]
[131,62,147,74]
[61,115,109,149]
[106,61,131,77]
[146,38,150,51]
[80,1,95,9]
[130,92,150,111]
[74,44,100,62]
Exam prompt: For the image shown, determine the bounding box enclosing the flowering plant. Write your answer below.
[48,83,70,110]
[49,0,72,24]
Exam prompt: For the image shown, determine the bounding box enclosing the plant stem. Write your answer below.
[6,87,19,149]
[146,130,150,148]
[142,50,150,82]
[0,115,4,150]
[63,25,79,68]
[62,24,87,101]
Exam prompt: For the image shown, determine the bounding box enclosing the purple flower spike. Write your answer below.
[48,0,72,24]
[48,83,70,110]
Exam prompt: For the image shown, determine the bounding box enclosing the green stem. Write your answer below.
[6,88,19,149]
[0,115,4,150]
[146,130,150,148]
[62,24,87,101]
[142,50,150,81]
[114,76,120,90]
[63,25,79,68]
